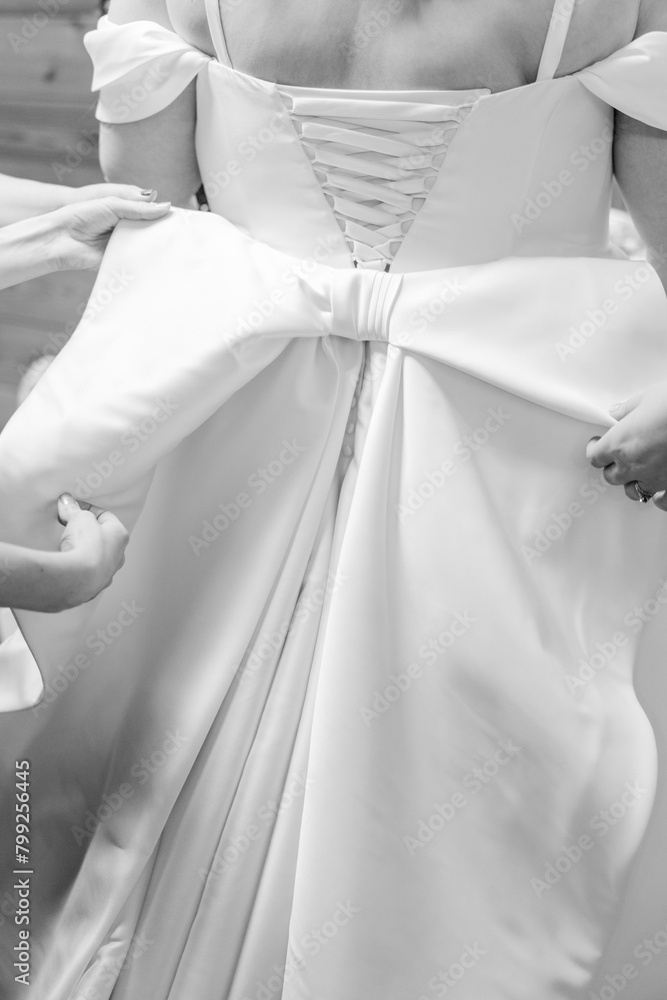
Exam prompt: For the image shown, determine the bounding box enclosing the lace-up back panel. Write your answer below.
[277,87,490,270]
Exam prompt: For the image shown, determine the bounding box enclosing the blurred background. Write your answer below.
[0,0,103,428]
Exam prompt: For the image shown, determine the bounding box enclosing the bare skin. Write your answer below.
[0,189,171,289]
[164,0,640,91]
[0,179,166,607]
[587,386,667,509]
[102,0,667,283]
[103,0,645,191]
[0,496,129,613]
[100,0,667,503]
[0,173,158,227]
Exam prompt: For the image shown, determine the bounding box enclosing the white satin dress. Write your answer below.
[2,3,667,998]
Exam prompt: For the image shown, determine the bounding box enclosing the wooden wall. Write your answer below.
[0,0,102,427]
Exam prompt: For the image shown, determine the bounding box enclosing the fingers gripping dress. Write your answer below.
[2,3,667,998]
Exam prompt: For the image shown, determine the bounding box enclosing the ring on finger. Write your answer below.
[634,481,654,504]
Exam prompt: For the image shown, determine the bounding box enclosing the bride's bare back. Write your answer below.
[104,0,667,287]
[162,0,640,91]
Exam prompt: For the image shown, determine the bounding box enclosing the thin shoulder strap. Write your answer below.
[536,0,576,81]
[204,0,232,67]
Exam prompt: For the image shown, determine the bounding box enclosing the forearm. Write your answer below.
[0,172,74,227]
[0,542,83,613]
[0,213,60,291]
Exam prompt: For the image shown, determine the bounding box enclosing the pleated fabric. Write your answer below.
[1,17,667,1000]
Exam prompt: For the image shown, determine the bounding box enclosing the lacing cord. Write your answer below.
[278,93,482,270]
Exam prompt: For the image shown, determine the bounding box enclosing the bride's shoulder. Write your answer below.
[108,0,216,56]
[108,0,173,27]
[552,0,642,74]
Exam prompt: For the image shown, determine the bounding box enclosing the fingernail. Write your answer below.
[140,188,157,200]
[152,202,171,209]
[59,492,76,505]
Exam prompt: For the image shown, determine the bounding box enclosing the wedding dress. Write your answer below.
[2,2,667,997]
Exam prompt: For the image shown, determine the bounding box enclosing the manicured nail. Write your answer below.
[58,492,76,505]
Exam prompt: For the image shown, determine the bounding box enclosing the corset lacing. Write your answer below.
[277,90,487,270]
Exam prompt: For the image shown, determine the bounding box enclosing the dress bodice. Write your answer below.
[275,87,489,270]
[84,20,667,272]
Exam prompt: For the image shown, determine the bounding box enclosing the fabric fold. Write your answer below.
[5,24,667,992]
[83,16,211,123]
[2,209,667,713]
[575,32,667,129]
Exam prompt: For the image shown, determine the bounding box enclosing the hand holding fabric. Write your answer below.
[587,384,667,510]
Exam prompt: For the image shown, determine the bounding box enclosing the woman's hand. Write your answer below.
[0,193,171,290]
[0,494,129,613]
[63,182,158,208]
[49,194,171,271]
[0,172,162,226]
[55,493,130,609]
[586,383,667,510]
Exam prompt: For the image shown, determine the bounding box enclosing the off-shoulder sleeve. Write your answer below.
[83,15,211,124]
[575,32,667,130]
